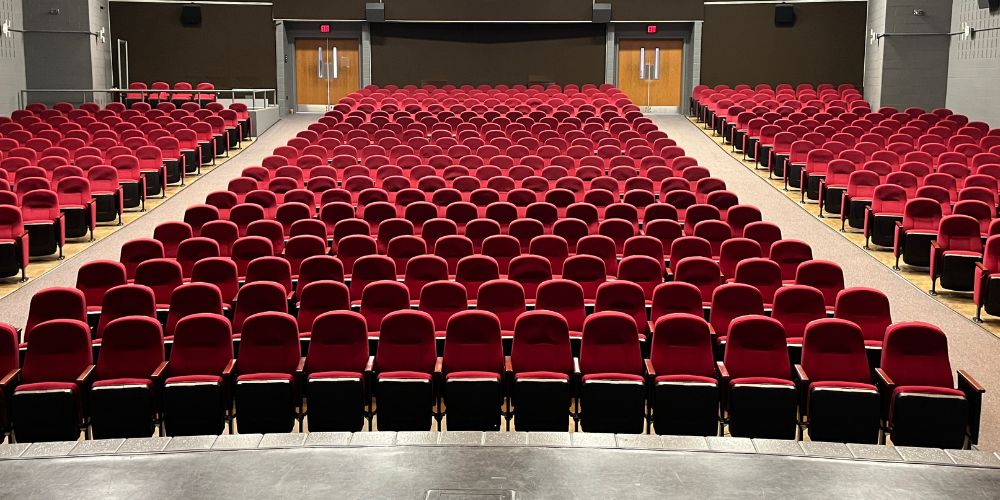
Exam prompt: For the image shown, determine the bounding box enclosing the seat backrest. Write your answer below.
[510,310,573,375]
[21,319,92,384]
[880,322,954,388]
[442,310,504,375]
[722,315,790,380]
[650,313,716,378]
[165,282,224,337]
[170,313,233,377]
[709,283,765,338]
[95,316,164,380]
[25,286,87,340]
[96,284,156,339]
[233,281,288,332]
[296,280,350,333]
[476,279,526,331]
[373,310,437,374]
[305,310,369,374]
[579,311,643,376]
[237,312,301,375]
[801,318,870,384]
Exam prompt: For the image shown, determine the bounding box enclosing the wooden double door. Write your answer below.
[617,39,683,107]
[295,38,360,111]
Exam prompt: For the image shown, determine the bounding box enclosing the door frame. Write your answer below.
[612,23,698,114]
[281,22,365,113]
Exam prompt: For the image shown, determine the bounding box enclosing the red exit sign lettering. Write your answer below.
[647,25,657,33]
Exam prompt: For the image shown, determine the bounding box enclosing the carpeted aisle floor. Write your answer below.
[653,114,1000,451]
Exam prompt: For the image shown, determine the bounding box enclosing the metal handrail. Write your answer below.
[18,88,279,111]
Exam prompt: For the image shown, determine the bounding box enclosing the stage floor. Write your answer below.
[0,433,998,499]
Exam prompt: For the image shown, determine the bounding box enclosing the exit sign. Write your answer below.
[647,25,657,33]
[320,24,331,33]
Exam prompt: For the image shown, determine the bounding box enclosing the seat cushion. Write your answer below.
[582,373,644,383]
[893,385,964,398]
[15,381,78,394]
[944,250,983,258]
[165,374,223,385]
[308,371,363,381]
[92,378,153,389]
[730,376,794,387]
[655,374,717,385]
[237,372,294,383]
[446,371,500,381]
[810,381,877,392]
[516,371,570,381]
[378,370,432,381]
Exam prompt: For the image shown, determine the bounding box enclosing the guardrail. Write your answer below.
[17,88,279,111]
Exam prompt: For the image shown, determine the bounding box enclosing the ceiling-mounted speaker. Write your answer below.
[775,4,796,27]
[366,3,385,22]
[593,3,612,23]
[979,0,999,11]
[180,4,202,27]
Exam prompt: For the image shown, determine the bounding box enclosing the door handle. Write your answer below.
[317,47,324,79]
[653,48,661,81]
[332,47,339,79]
[639,47,646,80]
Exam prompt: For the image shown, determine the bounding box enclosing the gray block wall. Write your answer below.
[947,0,1000,125]
[0,0,26,114]
[22,0,112,105]
[871,0,952,111]
[864,0,887,108]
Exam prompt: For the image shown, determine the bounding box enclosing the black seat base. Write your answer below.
[653,382,719,436]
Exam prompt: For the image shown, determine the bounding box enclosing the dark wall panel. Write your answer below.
[383,0,591,21]
[273,0,366,20]
[700,2,866,87]
[370,24,606,86]
[109,3,277,89]
[610,0,704,21]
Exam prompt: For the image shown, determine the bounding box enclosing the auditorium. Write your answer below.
[0,0,997,496]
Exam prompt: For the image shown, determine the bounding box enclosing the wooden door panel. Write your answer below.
[328,39,359,104]
[617,39,683,107]
[295,39,328,106]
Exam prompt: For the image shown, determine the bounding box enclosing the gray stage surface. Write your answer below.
[0,432,998,499]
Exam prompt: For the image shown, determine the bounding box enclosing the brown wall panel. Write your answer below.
[610,0,704,21]
[382,0,592,21]
[109,3,277,89]
[370,24,606,86]
[273,0,366,20]
[700,2,866,87]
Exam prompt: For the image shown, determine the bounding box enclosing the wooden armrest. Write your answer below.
[365,355,374,373]
[151,361,169,382]
[573,357,581,376]
[976,262,988,272]
[0,368,20,391]
[793,364,809,385]
[715,361,730,383]
[434,357,443,374]
[874,368,894,391]
[295,357,306,376]
[958,370,985,394]
[76,365,95,385]
[504,355,512,374]
[930,240,941,252]
[222,359,236,378]
[644,359,656,378]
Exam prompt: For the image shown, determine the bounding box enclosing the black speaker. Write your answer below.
[366,3,385,22]
[775,4,796,27]
[593,3,612,23]
[181,5,202,27]
[979,0,999,11]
